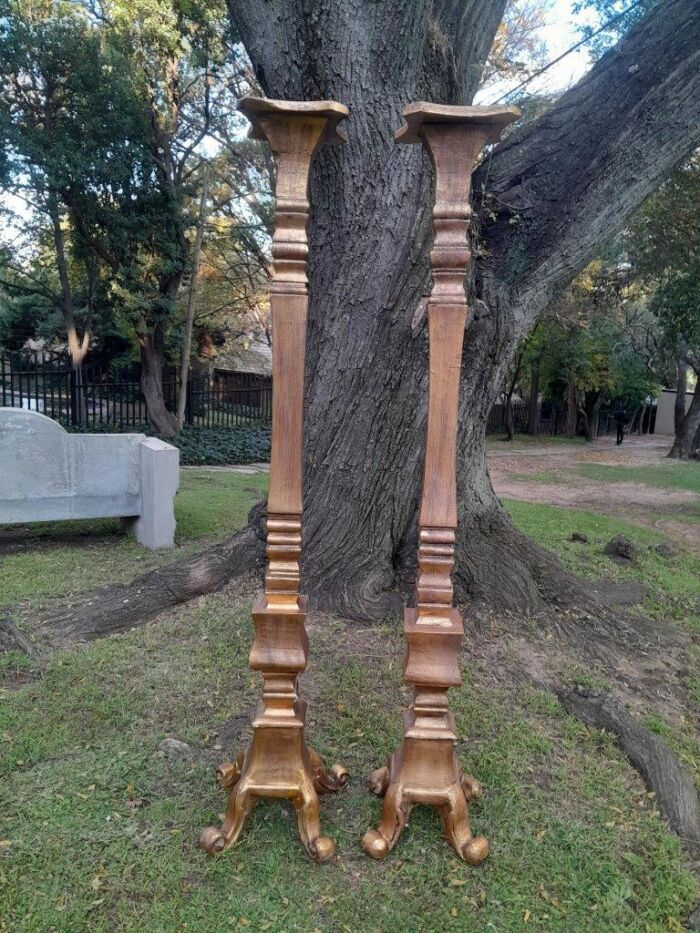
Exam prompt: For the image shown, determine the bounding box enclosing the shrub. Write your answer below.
[171,425,271,465]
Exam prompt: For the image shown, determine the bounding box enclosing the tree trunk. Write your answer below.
[674,352,688,435]
[527,357,540,435]
[503,395,515,441]
[502,350,523,442]
[218,0,700,619]
[177,167,210,431]
[139,328,178,437]
[48,189,91,424]
[668,375,700,460]
[580,392,603,443]
[565,373,577,439]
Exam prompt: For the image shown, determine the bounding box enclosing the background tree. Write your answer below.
[0,0,259,434]
[622,155,700,458]
[0,4,144,417]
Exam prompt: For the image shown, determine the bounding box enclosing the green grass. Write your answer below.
[502,499,700,629]
[0,471,267,611]
[1,459,699,930]
[575,462,700,495]
[0,595,695,932]
[502,498,700,794]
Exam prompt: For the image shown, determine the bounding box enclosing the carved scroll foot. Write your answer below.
[368,763,390,797]
[199,777,256,855]
[200,733,348,862]
[361,777,410,859]
[309,749,349,794]
[461,773,482,802]
[293,778,336,863]
[440,781,489,865]
[362,745,488,864]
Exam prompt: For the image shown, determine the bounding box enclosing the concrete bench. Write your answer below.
[0,408,179,549]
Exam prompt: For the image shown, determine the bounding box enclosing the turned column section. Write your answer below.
[363,103,519,864]
[199,97,349,863]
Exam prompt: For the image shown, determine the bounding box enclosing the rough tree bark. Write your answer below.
[221,0,700,620]
[674,351,688,436]
[39,0,700,635]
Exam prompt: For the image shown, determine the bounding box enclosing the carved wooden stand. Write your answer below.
[362,102,518,864]
[200,97,350,863]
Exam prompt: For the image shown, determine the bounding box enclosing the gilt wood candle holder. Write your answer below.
[200,97,350,863]
[362,102,518,864]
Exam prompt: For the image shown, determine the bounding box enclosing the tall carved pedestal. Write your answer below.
[200,97,350,863]
[362,102,519,864]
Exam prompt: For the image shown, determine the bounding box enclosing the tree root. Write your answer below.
[0,615,42,662]
[34,504,266,649]
[558,685,700,857]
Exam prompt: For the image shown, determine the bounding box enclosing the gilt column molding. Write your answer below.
[362,102,519,864]
[200,97,350,863]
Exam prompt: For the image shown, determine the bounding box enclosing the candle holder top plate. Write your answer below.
[238,96,349,144]
[395,101,520,145]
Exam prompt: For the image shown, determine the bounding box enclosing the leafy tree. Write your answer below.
[0,0,251,434]
[623,155,700,458]
[0,2,145,405]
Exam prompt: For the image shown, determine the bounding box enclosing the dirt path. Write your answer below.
[487,436,700,550]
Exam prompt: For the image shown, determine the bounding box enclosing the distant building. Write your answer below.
[655,388,694,436]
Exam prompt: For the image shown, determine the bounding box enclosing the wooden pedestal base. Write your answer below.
[361,714,488,864]
[362,608,488,864]
[200,597,348,862]
[199,700,348,862]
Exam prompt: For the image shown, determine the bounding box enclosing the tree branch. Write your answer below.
[479,0,700,331]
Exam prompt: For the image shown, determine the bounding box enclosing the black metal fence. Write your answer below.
[0,350,272,431]
[485,398,657,437]
[2,350,656,438]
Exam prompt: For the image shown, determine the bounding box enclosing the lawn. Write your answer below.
[502,499,700,630]
[575,462,700,495]
[0,470,268,611]
[1,468,698,931]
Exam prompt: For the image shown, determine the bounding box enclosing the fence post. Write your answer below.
[185,373,193,426]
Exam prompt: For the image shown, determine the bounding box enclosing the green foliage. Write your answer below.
[61,422,271,464]
[623,156,700,364]
[533,262,657,420]
[0,0,269,429]
[172,425,271,465]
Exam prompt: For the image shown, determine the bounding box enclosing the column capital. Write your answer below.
[394,101,519,146]
[238,96,349,149]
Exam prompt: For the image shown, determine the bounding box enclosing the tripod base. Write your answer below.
[200,700,348,862]
[361,712,488,864]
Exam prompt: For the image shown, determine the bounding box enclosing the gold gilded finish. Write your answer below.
[362,102,519,864]
[200,97,349,862]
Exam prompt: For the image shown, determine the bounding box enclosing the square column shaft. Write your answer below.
[363,102,519,865]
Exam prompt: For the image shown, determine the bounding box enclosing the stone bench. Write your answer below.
[0,408,179,549]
